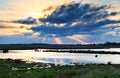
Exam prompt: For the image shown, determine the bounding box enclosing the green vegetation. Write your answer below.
[0,59,120,78]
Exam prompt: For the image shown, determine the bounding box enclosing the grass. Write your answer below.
[0,59,120,78]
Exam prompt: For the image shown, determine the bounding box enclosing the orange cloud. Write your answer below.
[108,14,120,20]
[42,6,57,12]
[42,5,58,18]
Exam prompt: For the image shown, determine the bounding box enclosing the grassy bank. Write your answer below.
[0,59,120,78]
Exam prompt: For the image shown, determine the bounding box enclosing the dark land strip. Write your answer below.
[0,43,120,54]
[1,43,120,50]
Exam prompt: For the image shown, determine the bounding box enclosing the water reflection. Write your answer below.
[0,49,120,65]
[82,48,120,52]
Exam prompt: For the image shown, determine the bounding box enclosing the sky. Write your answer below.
[0,0,120,44]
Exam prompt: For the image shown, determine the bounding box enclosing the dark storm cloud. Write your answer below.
[31,19,120,37]
[39,3,119,24]
[13,17,36,25]
[30,2,120,42]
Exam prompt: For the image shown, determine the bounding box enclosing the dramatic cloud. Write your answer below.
[31,20,120,36]
[30,2,120,43]
[39,3,119,24]
[32,3,120,36]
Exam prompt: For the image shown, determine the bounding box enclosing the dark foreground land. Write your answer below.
[0,59,120,78]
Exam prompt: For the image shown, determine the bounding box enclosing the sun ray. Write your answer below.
[66,35,88,44]
[54,37,63,44]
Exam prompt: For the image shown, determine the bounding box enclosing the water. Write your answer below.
[0,48,120,65]
[81,48,120,52]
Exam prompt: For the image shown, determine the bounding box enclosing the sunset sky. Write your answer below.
[0,0,120,44]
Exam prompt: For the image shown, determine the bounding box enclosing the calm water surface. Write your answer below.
[0,48,120,65]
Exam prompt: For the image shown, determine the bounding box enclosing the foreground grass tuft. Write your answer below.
[0,59,120,78]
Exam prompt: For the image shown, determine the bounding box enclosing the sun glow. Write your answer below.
[0,28,32,35]
[0,0,72,20]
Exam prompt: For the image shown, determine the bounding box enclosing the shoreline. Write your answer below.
[1,48,120,54]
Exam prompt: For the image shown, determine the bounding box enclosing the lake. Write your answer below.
[0,48,120,65]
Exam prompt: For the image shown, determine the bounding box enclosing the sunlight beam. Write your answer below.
[67,35,88,44]
[54,37,63,44]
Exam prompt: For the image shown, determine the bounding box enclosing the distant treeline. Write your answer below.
[103,42,120,45]
[0,42,120,50]
[32,42,120,46]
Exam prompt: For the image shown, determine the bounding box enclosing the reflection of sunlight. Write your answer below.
[85,48,120,52]
[0,50,120,64]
